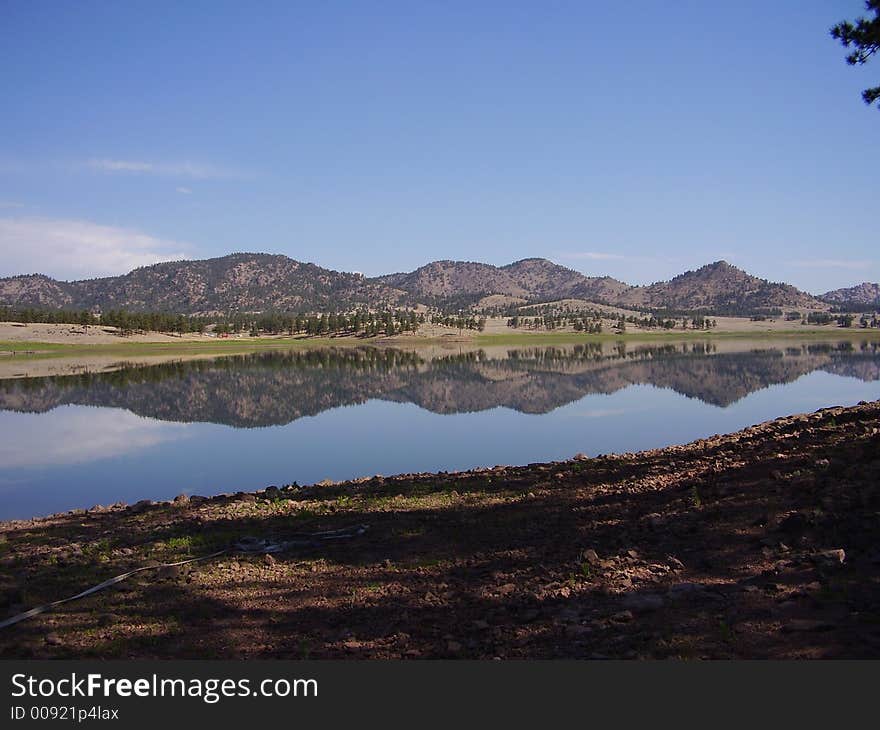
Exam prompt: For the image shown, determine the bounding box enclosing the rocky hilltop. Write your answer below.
[614,261,822,313]
[374,258,630,307]
[822,282,880,308]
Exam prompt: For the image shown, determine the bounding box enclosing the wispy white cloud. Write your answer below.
[88,159,156,173]
[1,157,248,180]
[0,201,25,209]
[0,409,190,469]
[0,216,192,279]
[176,186,193,195]
[792,258,873,270]
[86,158,244,179]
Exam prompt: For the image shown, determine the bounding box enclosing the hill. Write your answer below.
[0,253,406,314]
[0,275,77,308]
[616,261,823,314]
[375,260,532,304]
[822,282,880,308]
[374,258,632,308]
[0,254,831,315]
[379,259,824,314]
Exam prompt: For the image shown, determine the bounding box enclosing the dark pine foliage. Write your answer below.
[832,0,880,108]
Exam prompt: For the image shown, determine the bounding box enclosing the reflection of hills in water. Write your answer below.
[1,342,878,427]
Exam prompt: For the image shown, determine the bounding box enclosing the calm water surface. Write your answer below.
[1,338,879,520]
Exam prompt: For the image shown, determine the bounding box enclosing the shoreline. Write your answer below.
[1,400,878,658]
[1,328,877,380]
[3,324,880,356]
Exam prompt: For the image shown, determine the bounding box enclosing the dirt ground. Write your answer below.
[0,315,858,347]
[0,322,215,344]
[1,401,878,659]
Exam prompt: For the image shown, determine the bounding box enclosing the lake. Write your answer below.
[1,338,879,520]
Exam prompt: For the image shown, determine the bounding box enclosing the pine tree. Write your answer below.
[832,1,880,108]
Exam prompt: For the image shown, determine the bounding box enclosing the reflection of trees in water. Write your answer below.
[0,341,877,427]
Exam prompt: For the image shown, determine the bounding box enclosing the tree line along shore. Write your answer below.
[3,300,879,342]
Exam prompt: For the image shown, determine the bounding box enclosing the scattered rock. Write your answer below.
[172,493,190,505]
[582,549,602,566]
[129,500,154,514]
[811,549,845,568]
[45,633,62,646]
[642,513,665,529]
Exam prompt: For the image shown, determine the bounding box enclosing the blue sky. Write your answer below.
[0,0,877,292]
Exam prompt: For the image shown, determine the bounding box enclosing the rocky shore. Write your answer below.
[1,400,879,658]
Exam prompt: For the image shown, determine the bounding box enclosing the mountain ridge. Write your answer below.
[0,252,861,315]
[1,253,408,314]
